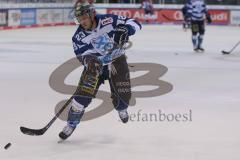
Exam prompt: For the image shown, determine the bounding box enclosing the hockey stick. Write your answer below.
[20,97,73,136]
[222,41,240,55]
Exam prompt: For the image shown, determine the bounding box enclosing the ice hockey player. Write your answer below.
[74,0,95,5]
[59,2,142,140]
[186,0,212,52]
[141,0,154,23]
[181,3,191,30]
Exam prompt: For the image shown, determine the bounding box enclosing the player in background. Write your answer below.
[59,2,142,140]
[141,0,154,23]
[181,3,191,31]
[186,0,212,52]
[74,0,95,5]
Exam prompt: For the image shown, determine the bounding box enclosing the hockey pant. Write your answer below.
[191,20,205,49]
[67,55,131,127]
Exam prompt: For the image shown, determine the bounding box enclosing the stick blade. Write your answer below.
[222,50,230,54]
[20,126,46,136]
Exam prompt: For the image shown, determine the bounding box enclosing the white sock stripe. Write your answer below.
[71,99,85,112]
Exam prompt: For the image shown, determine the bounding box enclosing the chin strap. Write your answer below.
[89,14,95,30]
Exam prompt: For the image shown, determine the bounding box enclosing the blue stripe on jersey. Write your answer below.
[187,0,207,21]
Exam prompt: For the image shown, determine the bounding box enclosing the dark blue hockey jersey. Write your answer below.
[72,14,141,61]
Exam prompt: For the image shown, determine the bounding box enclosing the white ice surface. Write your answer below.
[0,25,240,160]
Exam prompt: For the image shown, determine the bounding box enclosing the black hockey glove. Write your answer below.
[82,55,102,76]
[206,12,212,24]
[114,24,130,47]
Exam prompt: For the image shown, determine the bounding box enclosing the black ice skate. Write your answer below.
[59,125,76,140]
[118,109,129,123]
[194,48,199,52]
[194,47,205,53]
[197,47,205,52]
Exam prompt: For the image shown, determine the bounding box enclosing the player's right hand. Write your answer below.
[206,13,212,24]
[83,55,102,75]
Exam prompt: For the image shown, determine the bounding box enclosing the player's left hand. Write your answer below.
[114,24,130,47]
[83,55,102,76]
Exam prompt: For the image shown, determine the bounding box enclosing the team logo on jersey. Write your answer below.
[101,17,113,26]
[91,34,114,55]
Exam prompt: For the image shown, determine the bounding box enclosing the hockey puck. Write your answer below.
[222,50,230,54]
[4,143,11,150]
